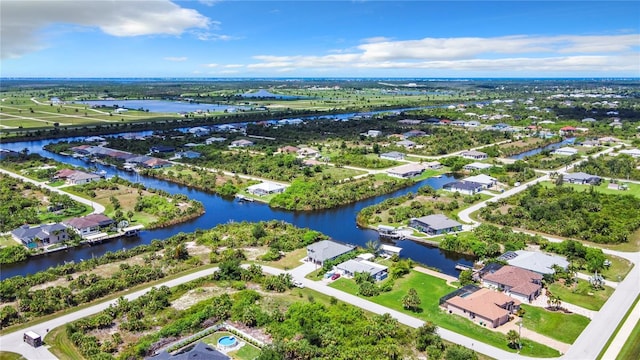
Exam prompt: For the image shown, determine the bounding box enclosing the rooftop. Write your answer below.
[412,214,462,230]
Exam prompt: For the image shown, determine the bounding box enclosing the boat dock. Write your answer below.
[82,225,144,244]
[455,263,473,271]
[235,194,254,202]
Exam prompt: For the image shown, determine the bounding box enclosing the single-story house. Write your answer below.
[278,145,300,154]
[175,150,201,159]
[142,158,172,169]
[230,139,254,148]
[306,240,356,266]
[403,129,426,138]
[148,341,229,360]
[335,259,388,281]
[54,169,101,185]
[464,121,481,127]
[579,140,600,147]
[63,214,114,238]
[463,174,497,189]
[581,118,597,123]
[11,223,70,248]
[482,265,543,303]
[461,150,488,160]
[497,250,569,275]
[564,172,602,185]
[442,286,520,328]
[380,151,405,161]
[297,147,320,158]
[396,140,416,149]
[205,137,227,145]
[362,130,382,138]
[553,147,578,156]
[187,127,211,136]
[386,163,426,179]
[150,145,175,153]
[398,119,422,125]
[246,182,286,196]
[85,136,106,142]
[559,126,577,136]
[463,162,493,171]
[424,161,442,169]
[619,149,640,158]
[409,214,462,235]
[443,181,484,195]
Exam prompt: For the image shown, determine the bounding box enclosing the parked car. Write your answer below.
[293,280,305,288]
[330,273,341,280]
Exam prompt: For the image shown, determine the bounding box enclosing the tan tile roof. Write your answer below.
[446,288,520,321]
[483,265,542,294]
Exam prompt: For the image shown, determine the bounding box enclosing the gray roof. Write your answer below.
[380,151,405,159]
[564,172,600,182]
[499,250,569,275]
[412,214,462,231]
[443,180,484,192]
[149,341,229,360]
[336,259,387,276]
[307,240,355,262]
[12,223,67,242]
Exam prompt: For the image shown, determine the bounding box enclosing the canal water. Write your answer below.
[1,129,478,279]
[508,137,576,160]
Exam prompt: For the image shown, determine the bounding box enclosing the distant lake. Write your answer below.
[241,89,306,99]
[78,100,235,113]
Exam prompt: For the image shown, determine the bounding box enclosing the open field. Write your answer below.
[548,281,615,311]
[520,304,590,344]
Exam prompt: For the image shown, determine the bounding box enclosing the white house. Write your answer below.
[206,137,227,145]
[619,149,640,158]
[386,163,426,178]
[552,147,578,156]
[461,150,488,160]
[380,151,405,161]
[463,162,493,171]
[361,130,382,138]
[463,174,498,188]
[230,139,254,147]
[246,182,287,196]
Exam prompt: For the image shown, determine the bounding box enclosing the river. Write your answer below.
[508,137,576,160]
[1,128,478,280]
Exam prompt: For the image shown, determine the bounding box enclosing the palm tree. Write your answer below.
[507,329,520,349]
[365,239,381,255]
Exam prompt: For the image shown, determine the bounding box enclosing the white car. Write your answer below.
[293,280,305,288]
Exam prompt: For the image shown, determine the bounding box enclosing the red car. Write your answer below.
[331,273,341,280]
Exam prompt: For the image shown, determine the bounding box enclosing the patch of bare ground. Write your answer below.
[242,246,266,261]
[226,320,273,345]
[172,286,230,310]
[497,204,513,215]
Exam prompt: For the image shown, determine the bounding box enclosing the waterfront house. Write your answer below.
[424,161,442,169]
[187,127,211,136]
[142,158,172,169]
[461,150,488,160]
[481,265,542,303]
[402,129,426,138]
[563,172,602,185]
[205,137,227,145]
[175,150,201,159]
[361,130,382,138]
[150,145,175,154]
[559,126,577,136]
[63,214,114,238]
[386,163,426,179]
[463,174,497,189]
[380,244,402,258]
[0,149,20,159]
[246,182,286,196]
[306,240,356,266]
[54,169,101,185]
[552,147,578,156]
[149,341,229,360]
[11,223,69,249]
[443,180,484,195]
[379,151,405,161]
[409,214,462,235]
[441,286,520,328]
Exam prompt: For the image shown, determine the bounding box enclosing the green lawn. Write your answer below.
[601,255,635,281]
[548,280,614,311]
[0,235,18,248]
[0,353,26,360]
[520,305,590,344]
[45,326,84,360]
[330,271,560,358]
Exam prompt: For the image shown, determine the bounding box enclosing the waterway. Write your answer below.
[1,122,479,280]
[78,99,237,113]
[508,137,576,160]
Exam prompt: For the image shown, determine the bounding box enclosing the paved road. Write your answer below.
[0,168,105,214]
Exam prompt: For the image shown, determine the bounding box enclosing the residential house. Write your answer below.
[361,130,382,138]
[297,147,320,158]
[150,145,175,154]
[463,174,498,189]
[409,214,462,235]
[424,161,442,169]
[563,172,602,185]
[175,150,201,159]
[559,126,577,136]
[464,121,481,128]
[11,223,69,249]
[379,244,402,258]
[85,136,105,142]
[148,341,229,360]
[278,145,300,154]
[581,118,597,123]
[0,149,20,159]
[463,162,493,171]
[142,158,172,169]
[396,140,416,149]
[441,286,520,328]
[230,139,254,148]
[379,151,405,161]
[398,119,422,125]
[497,250,569,275]
[187,127,211,136]
[246,182,287,196]
[386,163,426,179]
[402,129,426,138]
[461,151,488,160]
[54,169,101,185]
[482,265,543,303]
[335,259,388,281]
[552,147,578,156]
[307,240,355,266]
[205,137,227,145]
[443,181,484,195]
[63,214,114,238]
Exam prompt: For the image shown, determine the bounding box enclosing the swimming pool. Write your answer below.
[217,335,238,349]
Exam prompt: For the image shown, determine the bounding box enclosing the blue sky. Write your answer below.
[1,0,639,78]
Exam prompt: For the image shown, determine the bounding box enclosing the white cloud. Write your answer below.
[204,63,219,68]
[1,0,211,59]
[164,57,188,62]
[224,64,244,68]
[244,34,640,74]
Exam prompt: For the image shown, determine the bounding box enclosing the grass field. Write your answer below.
[519,305,590,344]
[548,281,614,311]
[330,271,561,357]
[0,353,26,360]
[45,326,84,360]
